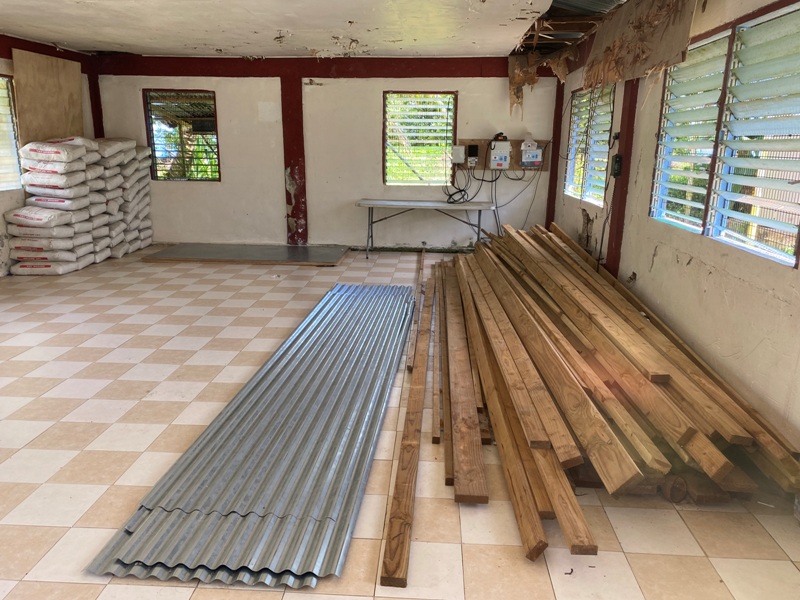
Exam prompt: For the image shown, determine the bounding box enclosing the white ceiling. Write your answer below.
[0,0,552,58]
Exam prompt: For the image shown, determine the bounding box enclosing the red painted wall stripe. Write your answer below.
[281,76,308,245]
[604,78,639,278]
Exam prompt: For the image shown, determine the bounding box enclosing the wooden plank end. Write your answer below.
[445,476,455,486]
[569,543,599,555]
[524,540,549,562]
[647,372,671,384]
[380,575,408,588]
[455,493,490,504]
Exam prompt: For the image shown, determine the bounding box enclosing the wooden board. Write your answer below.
[381,275,436,588]
[443,263,489,504]
[406,250,426,372]
[437,263,455,486]
[12,49,83,145]
[474,245,643,496]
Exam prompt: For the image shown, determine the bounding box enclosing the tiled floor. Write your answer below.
[0,247,799,600]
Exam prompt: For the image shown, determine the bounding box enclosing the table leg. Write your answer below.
[476,210,482,246]
[366,207,373,259]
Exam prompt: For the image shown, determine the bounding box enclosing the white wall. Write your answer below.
[553,0,800,437]
[305,77,556,248]
[99,76,287,245]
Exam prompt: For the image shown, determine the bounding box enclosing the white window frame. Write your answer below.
[0,76,21,192]
[564,85,615,206]
[651,5,800,267]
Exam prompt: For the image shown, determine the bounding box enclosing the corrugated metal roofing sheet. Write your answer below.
[90,284,414,588]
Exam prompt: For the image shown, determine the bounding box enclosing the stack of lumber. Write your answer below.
[381,224,800,587]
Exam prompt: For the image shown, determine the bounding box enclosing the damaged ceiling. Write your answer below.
[0,0,553,58]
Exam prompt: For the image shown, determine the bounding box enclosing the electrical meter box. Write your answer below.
[521,136,542,169]
[490,141,512,170]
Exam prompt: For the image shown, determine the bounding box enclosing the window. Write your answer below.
[383,92,456,185]
[564,85,615,205]
[144,90,220,181]
[0,77,21,192]
[652,7,800,266]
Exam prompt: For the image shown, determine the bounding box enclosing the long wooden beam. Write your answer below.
[381,275,436,588]
[443,263,489,504]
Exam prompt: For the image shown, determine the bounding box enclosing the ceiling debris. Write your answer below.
[583,0,696,88]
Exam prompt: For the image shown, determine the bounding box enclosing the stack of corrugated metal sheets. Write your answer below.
[90,284,414,588]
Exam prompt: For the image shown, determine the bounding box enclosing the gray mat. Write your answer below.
[143,243,349,266]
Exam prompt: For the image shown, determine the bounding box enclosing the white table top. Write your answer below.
[357,199,495,211]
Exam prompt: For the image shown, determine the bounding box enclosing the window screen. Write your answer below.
[564,85,615,206]
[651,37,729,231]
[384,92,456,186]
[0,77,21,192]
[144,90,221,181]
[708,9,800,265]
[650,6,800,265]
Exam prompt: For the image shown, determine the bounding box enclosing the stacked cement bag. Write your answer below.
[97,138,152,258]
[6,136,152,275]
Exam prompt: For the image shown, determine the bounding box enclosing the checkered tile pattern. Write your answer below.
[0,246,798,600]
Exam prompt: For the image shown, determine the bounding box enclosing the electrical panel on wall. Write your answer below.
[458,138,550,171]
[490,141,511,170]
[520,135,542,169]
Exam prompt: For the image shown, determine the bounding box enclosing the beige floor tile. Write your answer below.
[148,424,207,452]
[681,511,787,559]
[143,350,196,365]
[0,449,79,483]
[57,347,113,362]
[0,482,38,520]
[1,483,107,526]
[740,491,795,516]
[97,584,194,599]
[414,461,453,500]
[63,400,138,424]
[26,422,109,451]
[50,450,140,485]
[0,379,61,399]
[106,575,198,589]
[605,507,702,556]
[418,440,443,463]
[4,581,104,600]
[229,352,270,367]
[116,452,181,486]
[77,485,150,529]
[545,548,644,600]
[411,497,461,544]
[143,381,209,403]
[119,363,180,382]
[195,383,243,403]
[167,365,224,383]
[173,402,226,426]
[0,397,34,420]
[43,379,113,400]
[627,554,733,600]
[0,525,67,579]
[375,541,464,600]
[96,381,157,400]
[8,398,86,422]
[543,506,621,552]
[0,420,53,448]
[711,557,800,600]
[73,362,135,380]
[460,500,521,546]
[87,423,167,452]
[0,361,44,377]
[754,514,800,560]
[463,544,554,600]
[119,401,186,424]
[290,538,379,597]
[25,527,115,584]
[353,494,388,539]
[364,460,392,495]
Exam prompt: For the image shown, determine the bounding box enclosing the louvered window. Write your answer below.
[383,92,456,186]
[651,37,729,232]
[708,9,800,265]
[651,6,800,266]
[144,90,220,182]
[564,85,614,206]
[0,77,21,192]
